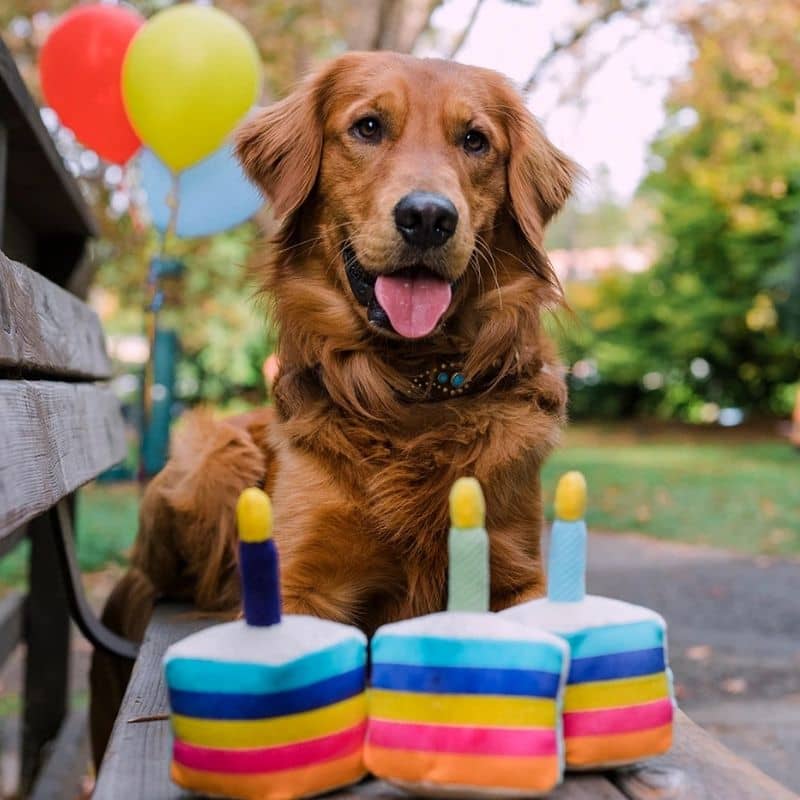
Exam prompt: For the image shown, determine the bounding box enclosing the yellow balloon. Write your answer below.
[122,5,260,171]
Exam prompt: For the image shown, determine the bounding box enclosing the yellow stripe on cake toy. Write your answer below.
[500,472,676,769]
[365,478,570,797]
[163,488,368,800]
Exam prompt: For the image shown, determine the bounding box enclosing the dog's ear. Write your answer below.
[505,99,580,286]
[235,72,326,223]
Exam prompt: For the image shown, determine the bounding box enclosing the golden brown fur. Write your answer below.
[90,52,576,766]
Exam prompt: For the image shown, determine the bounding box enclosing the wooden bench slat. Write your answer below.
[0,252,112,379]
[0,590,24,668]
[94,605,625,799]
[0,380,126,540]
[612,710,799,800]
[0,40,96,243]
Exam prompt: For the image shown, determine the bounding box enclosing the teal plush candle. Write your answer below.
[447,477,489,612]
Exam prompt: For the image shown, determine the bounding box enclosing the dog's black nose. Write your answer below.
[394,192,458,249]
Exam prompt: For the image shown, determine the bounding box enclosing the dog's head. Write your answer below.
[237,53,576,414]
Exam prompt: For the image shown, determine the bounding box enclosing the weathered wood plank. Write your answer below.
[0,252,112,378]
[612,709,798,800]
[94,605,624,800]
[0,380,126,540]
[93,607,213,800]
[0,38,95,245]
[0,123,7,245]
[99,607,796,799]
[0,590,24,668]
[28,709,89,800]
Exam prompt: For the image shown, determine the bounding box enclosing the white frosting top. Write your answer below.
[376,611,568,651]
[164,614,366,665]
[501,595,665,634]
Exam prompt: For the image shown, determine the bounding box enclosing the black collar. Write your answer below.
[405,358,486,401]
[308,356,515,404]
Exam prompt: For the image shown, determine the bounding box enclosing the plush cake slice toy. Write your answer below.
[365,478,570,797]
[501,471,675,769]
[163,488,368,800]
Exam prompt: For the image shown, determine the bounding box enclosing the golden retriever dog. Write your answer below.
[90,51,576,766]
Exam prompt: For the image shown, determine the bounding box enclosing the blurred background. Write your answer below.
[0,0,799,795]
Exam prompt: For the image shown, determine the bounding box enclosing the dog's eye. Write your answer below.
[351,116,383,142]
[463,129,489,154]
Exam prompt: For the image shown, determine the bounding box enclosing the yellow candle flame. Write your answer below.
[554,471,587,521]
[236,487,273,543]
[449,477,486,529]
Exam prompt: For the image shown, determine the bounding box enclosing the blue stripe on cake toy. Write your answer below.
[365,477,570,797]
[163,487,369,800]
[500,471,675,770]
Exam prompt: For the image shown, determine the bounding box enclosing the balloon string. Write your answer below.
[163,172,180,251]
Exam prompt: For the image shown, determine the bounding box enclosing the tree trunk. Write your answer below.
[331,0,443,53]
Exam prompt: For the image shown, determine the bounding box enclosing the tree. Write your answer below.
[561,0,800,421]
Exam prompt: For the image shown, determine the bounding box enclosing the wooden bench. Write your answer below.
[94,603,798,800]
[0,38,138,799]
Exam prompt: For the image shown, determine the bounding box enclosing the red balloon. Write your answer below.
[40,4,144,164]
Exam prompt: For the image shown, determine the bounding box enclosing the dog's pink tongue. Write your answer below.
[374,272,452,339]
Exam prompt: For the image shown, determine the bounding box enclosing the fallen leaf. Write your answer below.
[767,528,792,546]
[656,489,672,506]
[685,644,713,662]
[721,677,748,695]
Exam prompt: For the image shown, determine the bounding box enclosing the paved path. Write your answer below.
[577,530,800,793]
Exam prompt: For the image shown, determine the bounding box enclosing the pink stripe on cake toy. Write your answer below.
[501,472,676,769]
[365,478,570,797]
[163,487,368,800]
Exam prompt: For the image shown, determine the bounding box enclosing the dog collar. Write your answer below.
[309,357,515,404]
[407,358,473,399]
[400,357,510,402]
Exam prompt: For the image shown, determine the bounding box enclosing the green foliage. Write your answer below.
[0,484,140,585]
[558,2,800,421]
[95,223,276,404]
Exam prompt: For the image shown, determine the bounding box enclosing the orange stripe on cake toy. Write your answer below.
[163,487,368,800]
[365,478,570,797]
[500,472,676,769]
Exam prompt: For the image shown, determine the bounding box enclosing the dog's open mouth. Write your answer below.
[343,243,453,339]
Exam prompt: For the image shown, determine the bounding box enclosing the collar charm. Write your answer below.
[411,360,471,398]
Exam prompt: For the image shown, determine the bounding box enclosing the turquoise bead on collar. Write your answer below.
[411,360,471,398]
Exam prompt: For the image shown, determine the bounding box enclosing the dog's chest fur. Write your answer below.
[268,368,565,631]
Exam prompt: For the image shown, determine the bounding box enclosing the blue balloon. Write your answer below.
[139,143,263,238]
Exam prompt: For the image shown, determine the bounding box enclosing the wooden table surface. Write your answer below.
[94,605,798,800]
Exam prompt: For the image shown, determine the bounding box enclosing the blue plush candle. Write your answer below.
[547,471,588,603]
[236,487,281,626]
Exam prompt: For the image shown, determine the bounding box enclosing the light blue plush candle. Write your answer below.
[547,472,588,603]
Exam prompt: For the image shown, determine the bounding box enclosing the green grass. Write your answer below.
[0,483,140,586]
[543,427,800,556]
[0,426,797,590]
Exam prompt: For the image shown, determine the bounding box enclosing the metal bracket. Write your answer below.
[51,500,139,661]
